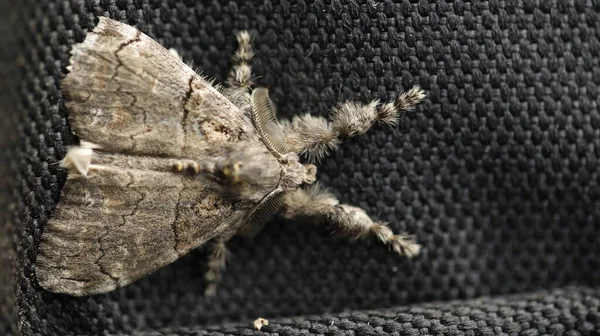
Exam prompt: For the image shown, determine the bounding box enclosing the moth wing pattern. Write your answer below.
[37,152,253,295]
[36,17,280,296]
[62,16,257,157]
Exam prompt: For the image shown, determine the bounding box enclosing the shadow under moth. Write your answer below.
[35,17,426,296]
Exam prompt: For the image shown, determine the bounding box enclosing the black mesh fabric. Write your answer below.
[1,0,599,335]
[133,286,600,335]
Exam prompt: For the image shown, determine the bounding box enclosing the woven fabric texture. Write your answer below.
[1,0,599,335]
[133,286,600,335]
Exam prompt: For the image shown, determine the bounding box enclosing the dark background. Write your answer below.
[1,0,600,335]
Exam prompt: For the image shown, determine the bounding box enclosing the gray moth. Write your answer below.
[35,17,426,296]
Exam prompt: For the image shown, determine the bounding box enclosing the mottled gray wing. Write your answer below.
[36,153,262,296]
[63,16,257,157]
[36,17,282,296]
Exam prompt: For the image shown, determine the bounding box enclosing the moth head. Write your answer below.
[303,163,317,184]
[277,152,318,191]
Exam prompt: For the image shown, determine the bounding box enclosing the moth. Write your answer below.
[35,17,426,296]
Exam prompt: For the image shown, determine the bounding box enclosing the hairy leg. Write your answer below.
[222,30,255,114]
[228,31,254,89]
[281,184,420,257]
[280,86,426,161]
[204,232,234,296]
